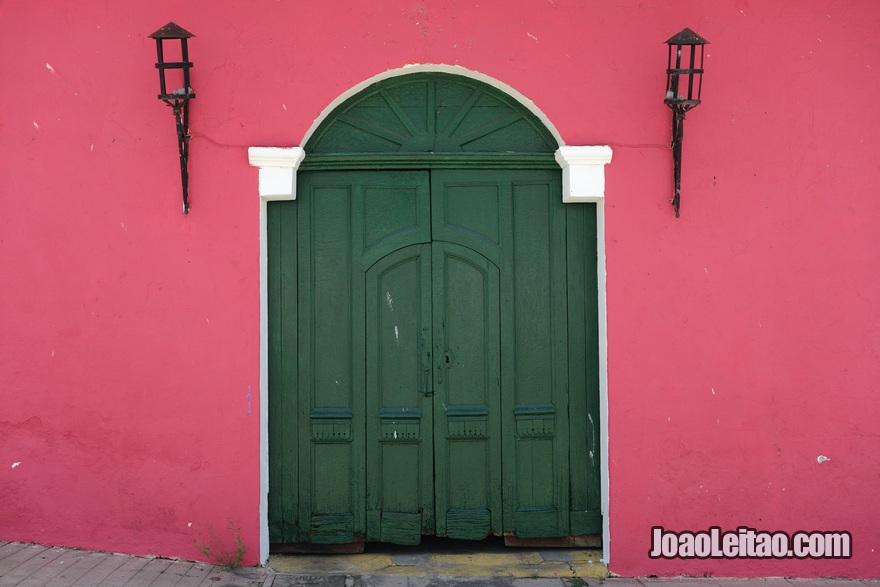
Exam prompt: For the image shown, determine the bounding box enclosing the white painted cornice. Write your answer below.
[248,146,305,200]
[555,145,614,203]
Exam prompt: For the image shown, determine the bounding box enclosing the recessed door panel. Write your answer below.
[431,242,502,540]
[365,244,434,544]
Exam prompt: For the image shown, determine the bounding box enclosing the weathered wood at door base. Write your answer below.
[503,534,601,548]
[270,541,365,554]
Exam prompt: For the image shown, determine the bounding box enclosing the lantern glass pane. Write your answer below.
[161,71,186,97]
[155,39,192,98]
[161,38,184,63]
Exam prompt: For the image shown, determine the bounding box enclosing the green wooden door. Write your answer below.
[267,168,600,548]
[365,242,435,544]
[364,239,502,545]
[430,241,502,541]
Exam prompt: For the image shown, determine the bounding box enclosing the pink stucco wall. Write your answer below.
[1,0,878,577]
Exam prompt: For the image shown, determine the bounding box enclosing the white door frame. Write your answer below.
[248,64,612,565]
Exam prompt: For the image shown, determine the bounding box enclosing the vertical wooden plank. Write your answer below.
[548,173,571,537]
[583,203,602,524]
[267,199,282,541]
[307,178,358,543]
[358,171,430,541]
[366,244,433,544]
[296,176,314,539]
[511,177,554,537]
[280,199,300,541]
[360,172,431,544]
[498,177,518,534]
[350,177,368,541]
[268,199,300,543]
[567,203,602,534]
[565,203,589,533]
[311,184,352,408]
[508,172,570,538]
[512,179,552,399]
[431,240,501,540]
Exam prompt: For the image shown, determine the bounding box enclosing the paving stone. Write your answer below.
[173,561,214,586]
[631,579,722,587]
[152,560,197,585]
[271,574,348,587]
[711,581,791,587]
[72,553,128,585]
[2,541,876,587]
[352,576,410,587]
[122,557,175,587]
[44,551,110,586]
[92,555,151,587]
[0,541,28,561]
[0,545,64,584]
[13,549,89,586]
[203,566,272,587]
[392,553,432,566]
[511,578,570,587]
[0,543,47,577]
[598,580,645,587]
[418,577,541,587]
[539,551,575,563]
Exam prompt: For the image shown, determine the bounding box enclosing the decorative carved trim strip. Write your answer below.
[378,407,421,442]
[514,403,557,439]
[310,407,353,443]
[446,404,489,439]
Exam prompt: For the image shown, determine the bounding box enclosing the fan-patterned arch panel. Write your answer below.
[303,73,558,168]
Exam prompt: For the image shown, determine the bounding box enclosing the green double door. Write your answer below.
[268,169,601,548]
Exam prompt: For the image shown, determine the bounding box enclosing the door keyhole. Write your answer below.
[444,351,454,365]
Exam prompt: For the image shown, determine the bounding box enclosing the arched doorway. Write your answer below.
[265,72,602,551]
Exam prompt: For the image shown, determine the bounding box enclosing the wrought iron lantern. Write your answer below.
[664,28,709,218]
[149,22,196,214]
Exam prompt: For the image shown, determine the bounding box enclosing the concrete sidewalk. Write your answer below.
[1,541,876,587]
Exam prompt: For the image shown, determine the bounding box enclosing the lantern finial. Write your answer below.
[148,22,195,40]
[665,27,709,46]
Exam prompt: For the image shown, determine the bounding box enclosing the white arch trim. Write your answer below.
[248,64,612,566]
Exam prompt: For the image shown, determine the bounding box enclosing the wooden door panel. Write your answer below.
[297,180,363,544]
[432,170,578,540]
[565,204,603,535]
[508,178,570,538]
[267,200,300,543]
[357,173,431,270]
[431,179,503,267]
[365,244,434,544]
[431,242,502,540]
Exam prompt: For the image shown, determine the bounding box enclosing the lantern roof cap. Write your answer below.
[665,27,709,45]
[149,22,195,40]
